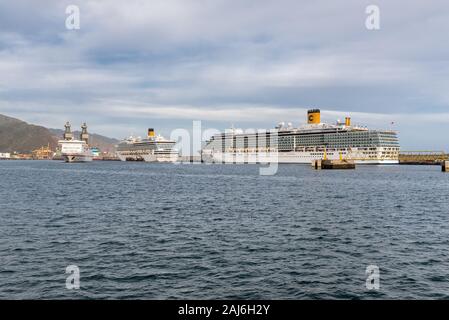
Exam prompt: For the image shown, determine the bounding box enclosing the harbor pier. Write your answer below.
[443,161,449,172]
[312,159,355,170]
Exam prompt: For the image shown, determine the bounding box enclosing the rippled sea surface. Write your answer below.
[1,160,449,299]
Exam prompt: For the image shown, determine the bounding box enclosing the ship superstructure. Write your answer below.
[202,109,400,164]
[58,122,94,163]
[115,128,179,162]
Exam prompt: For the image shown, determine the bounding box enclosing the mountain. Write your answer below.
[0,113,118,154]
[0,114,58,153]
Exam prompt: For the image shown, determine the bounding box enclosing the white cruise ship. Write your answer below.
[116,128,179,162]
[58,122,94,163]
[202,109,400,164]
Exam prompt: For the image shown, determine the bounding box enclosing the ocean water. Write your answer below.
[1,160,449,299]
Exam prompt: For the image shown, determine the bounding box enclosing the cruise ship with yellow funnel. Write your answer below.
[116,128,179,162]
[202,109,400,164]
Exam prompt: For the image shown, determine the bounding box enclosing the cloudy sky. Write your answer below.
[0,0,448,149]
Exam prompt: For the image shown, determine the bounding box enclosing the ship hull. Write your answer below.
[116,153,178,163]
[202,151,399,165]
[64,154,94,163]
[59,138,94,163]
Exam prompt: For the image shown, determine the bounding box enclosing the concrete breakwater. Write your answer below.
[399,151,449,165]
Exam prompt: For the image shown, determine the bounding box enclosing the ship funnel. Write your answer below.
[148,128,155,138]
[345,117,351,126]
[307,109,321,124]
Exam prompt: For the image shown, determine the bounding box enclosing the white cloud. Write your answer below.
[0,0,449,149]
